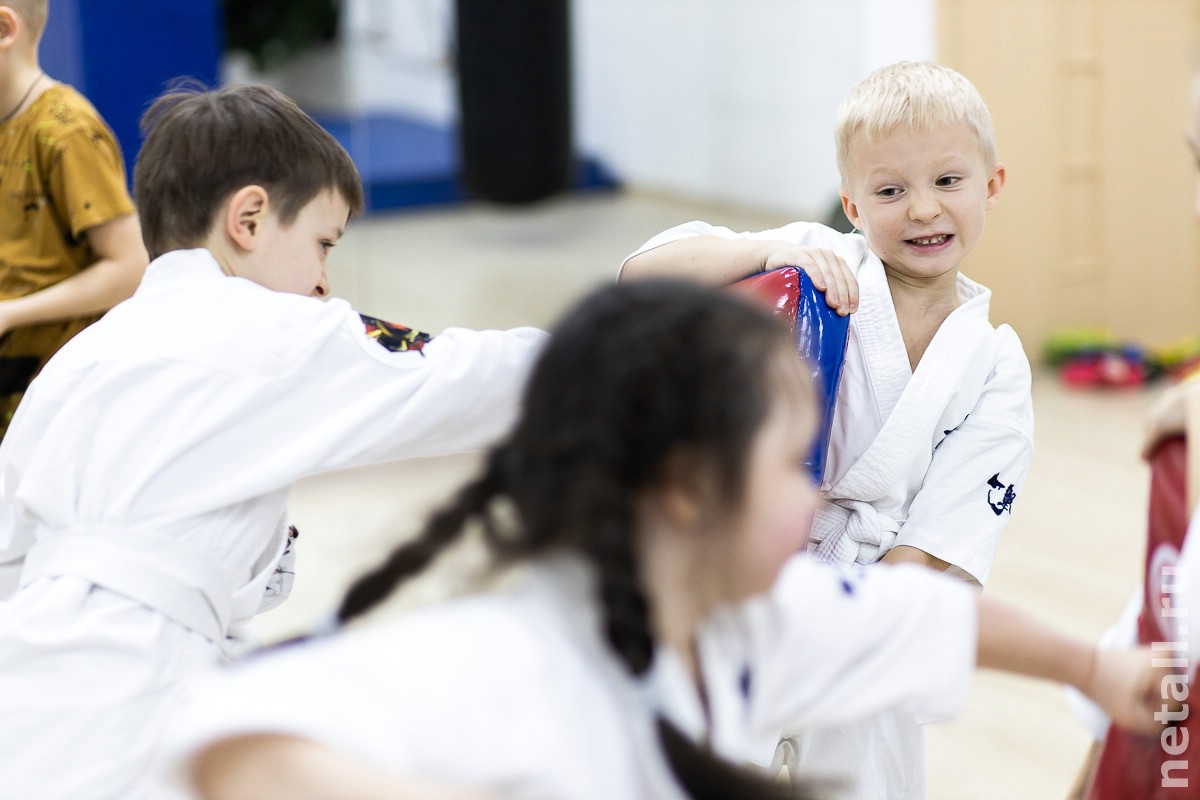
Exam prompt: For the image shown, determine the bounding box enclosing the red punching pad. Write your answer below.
[1088,435,1196,799]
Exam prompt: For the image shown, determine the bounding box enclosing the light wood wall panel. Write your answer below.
[938,0,1200,358]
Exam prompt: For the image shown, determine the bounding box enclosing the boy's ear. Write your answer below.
[840,192,862,231]
[985,162,1007,210]
[0,7,19,47]
[223,185,270,252]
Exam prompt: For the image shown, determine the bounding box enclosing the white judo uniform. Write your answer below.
[626,221,1034,798]
[158,555,978,800]
[0,248,548,799]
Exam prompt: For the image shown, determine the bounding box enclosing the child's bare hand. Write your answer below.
[762,245,858,316]
[1086,647,1181,737]
[1143,380,1200,458]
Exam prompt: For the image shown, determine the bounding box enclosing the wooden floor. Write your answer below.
[247,189,1161,800]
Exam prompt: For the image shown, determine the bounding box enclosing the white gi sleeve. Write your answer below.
[193,302,550,488]
[895,326,1034,585]
[156,605,597,799]
[619,220,863,279]
[311,318,550,467]
[743,557,978,740]
[156,631,433,794]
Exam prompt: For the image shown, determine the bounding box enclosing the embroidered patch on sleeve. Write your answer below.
[986,473,1017,516]
[835,564,864,595]
[360,313,434,354]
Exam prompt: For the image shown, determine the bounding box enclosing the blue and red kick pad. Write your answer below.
[728,267,850,485]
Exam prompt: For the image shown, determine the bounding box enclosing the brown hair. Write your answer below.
[6,0,47,39]
[134,81,363,260]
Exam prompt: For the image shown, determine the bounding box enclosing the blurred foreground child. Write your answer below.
[164,281,1157,800]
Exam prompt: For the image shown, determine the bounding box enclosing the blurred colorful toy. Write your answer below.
[1145,335,1200,381]
[1059,347,1147,389]
[1043,328,1200,389]
[1043,327,1122,367]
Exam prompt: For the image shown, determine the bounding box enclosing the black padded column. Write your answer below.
[455,1,572,204]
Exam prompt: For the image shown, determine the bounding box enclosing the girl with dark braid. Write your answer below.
[162,280,1165,800]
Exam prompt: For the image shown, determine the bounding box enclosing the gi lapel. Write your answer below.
[827,273,994,502]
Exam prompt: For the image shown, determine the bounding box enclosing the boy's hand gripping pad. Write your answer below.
[727,267,850,484]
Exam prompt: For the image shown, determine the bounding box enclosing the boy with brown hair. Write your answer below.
[0,81,546,798]
[0,0,147,435]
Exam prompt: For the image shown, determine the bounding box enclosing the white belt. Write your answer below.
[808,500,899,565]
[19,531,235,644]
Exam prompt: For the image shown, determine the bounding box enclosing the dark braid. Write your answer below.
[337,279,820,798]
[338,444,511,623]
[578,474,655,676]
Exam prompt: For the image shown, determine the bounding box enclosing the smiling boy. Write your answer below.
[0,82,546,798]
[620,61,1034,798]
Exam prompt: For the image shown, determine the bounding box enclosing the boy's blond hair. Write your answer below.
[4,1,47,39]
[835,61,996,185]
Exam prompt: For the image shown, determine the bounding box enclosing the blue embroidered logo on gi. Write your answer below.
[934,414,969,451]
[834,566,859,596]
[738,665,753,699]
[986,473,1016,516]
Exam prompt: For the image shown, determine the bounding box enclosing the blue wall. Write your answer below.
[40,0,222,186]
[35,1,611,212]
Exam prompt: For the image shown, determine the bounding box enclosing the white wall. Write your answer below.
[223,0,458,123]
[572,0,935,217]
[860,0,936,74]
[235,0,934,219]
[341,0,458,124]
[572,0,852,218]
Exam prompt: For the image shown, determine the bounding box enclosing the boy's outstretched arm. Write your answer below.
[0,213,147,336]
[977,595,1167,736]
[621,235,858,315]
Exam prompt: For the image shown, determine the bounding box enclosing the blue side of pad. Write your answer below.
[792,269,850,484]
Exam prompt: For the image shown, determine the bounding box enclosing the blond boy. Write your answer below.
[622,61,1034,798]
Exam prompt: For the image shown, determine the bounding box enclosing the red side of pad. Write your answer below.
[728,267,802,336]
[1088,436,1195,799]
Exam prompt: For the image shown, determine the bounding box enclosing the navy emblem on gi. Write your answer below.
[986,473,1016,516]
[934,414,969,451]
[738,666,753,699]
